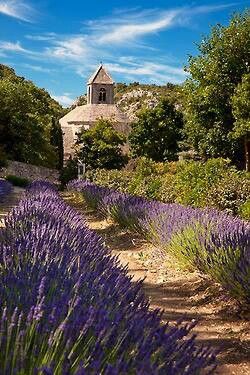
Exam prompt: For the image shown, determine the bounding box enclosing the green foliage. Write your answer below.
[0,146,8,168]
[231,73,250,139]
[183,11,250,166]
[86,168,133,192]
[174,158,231,206]
[0,64,64,168]
[239,200,250,220]
[129,99,183,162]
[5,175,29,187]
[231,73,250,171]
[59,158,78,187]
[76,118,127,170]
[205,170,250,216]
[50,117,64,170]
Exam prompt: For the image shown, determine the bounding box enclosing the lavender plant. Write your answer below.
[0,181,216,374]
[68,179,250,304]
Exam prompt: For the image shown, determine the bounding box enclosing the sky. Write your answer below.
[0,0,249,106]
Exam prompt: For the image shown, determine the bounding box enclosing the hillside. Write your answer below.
[115,82,181,121]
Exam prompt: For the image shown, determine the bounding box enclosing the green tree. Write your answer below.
[50,117,64,170]
[129,99,183,162]
[0,64,64,167]
[182,12,250,167]
[76,118,126,170]
[231,73,250,171]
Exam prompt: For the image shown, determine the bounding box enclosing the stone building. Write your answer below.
[59,64,131,160]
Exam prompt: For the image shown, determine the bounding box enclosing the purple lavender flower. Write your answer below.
[0,180,217,373]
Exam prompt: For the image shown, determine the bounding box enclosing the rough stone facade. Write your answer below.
[59,65,131,160]
[0,161,59,183]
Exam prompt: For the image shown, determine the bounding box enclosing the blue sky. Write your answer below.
[0,1,249,106]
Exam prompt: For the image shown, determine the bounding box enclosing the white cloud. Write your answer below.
[25,33,57,41]
[0,0,35,22]
[0,41,28,52]
[98,10,179,44]
[84,3,236,45]
[52,94,74,107]
[22,63,52,73]
[45,36,89,61]
[106,60,187,84]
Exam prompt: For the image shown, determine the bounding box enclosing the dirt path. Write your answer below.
[70,199,250,375]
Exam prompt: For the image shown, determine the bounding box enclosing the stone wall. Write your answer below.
[0,161,59,183]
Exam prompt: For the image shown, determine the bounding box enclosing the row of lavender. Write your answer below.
[0,180,12,202]
[0,181,215,374]
[68,180,250,305]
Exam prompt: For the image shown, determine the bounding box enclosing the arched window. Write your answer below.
[99,88,106,102]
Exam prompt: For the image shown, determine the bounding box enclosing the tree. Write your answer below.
[76,118,127,170]
[0,64,64,168]
[129,99,183,162]
[182,11,250,167]
[231,73,250,171]
[50,117,64,170]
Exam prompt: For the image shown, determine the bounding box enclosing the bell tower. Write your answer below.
[87,64,114,105]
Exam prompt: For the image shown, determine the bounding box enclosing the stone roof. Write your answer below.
[59,104,130,128]
[88,65,114,84]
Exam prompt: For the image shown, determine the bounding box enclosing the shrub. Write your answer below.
[239,200,250,220]
[205,170,250,216]
[174,158,231,207]
[86,168,132,193]
[5,175,29,187]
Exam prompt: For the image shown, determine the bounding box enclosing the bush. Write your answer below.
[205,171,250,216]
[174,159,231,207]
[239,200,250,220]
[86,168,132,193]
[5,175,29,187]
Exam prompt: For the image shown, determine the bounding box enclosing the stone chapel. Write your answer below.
[59,64,131,160]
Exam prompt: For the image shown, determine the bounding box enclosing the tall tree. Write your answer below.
[50,117,64,170]
[129,99,183,162]
[182,12,250,167]
[76,118,126,170]
[231,73,250,171]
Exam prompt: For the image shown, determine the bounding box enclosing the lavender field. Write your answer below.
[0,181,217,374]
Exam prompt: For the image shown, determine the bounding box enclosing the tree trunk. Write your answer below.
[245,137,250,172]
